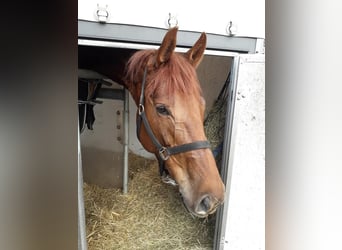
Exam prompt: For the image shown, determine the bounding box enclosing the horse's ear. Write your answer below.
[185,32,206,68]
[155,27,178,67]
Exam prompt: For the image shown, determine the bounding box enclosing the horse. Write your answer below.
[123,27,225,218]
[79,27,225,217]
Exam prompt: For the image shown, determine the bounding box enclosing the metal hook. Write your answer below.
[226,21,237,36]
[96,4,109,23]
[228,21,233,36]
[167,13,178,28]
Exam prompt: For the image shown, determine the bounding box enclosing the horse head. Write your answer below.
[125,27,225,218]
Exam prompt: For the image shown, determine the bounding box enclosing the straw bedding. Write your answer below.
[84,154,216,250]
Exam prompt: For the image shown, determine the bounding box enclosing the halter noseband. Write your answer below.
[136,67,211,176]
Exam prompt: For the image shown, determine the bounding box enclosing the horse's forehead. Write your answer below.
[155,90,199,105]
[174,93,203,120]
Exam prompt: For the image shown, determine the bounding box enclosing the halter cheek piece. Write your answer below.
[136,67,211,176]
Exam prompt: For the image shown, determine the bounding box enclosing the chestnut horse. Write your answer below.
[124,27,225,218]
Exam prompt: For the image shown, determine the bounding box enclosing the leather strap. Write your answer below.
[167,141,211,156]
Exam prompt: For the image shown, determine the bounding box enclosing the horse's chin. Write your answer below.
[160,174,200,217]
[181,199,208,218]
[160,171,220,218]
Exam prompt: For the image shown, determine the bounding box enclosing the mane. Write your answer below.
[125,50,203,100]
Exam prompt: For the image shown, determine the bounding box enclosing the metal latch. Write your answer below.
[95,4,109,23]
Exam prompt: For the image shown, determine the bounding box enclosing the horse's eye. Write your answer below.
[156,105,170,116]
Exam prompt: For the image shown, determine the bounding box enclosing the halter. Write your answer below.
[136,67,211,176]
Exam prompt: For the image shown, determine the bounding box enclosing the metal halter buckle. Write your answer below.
[138,104,144,115]
[159,147,170,161]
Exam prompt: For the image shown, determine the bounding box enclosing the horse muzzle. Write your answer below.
[163,174,224,218]
[194,194,222,217]
[180,187,225,218]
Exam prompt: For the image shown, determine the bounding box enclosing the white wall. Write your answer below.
[223,54,265,250]
[78,0,265,38]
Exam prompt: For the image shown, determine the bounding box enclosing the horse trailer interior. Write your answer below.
[78,5,264,249]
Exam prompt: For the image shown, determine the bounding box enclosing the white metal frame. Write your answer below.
[78,32,264,250]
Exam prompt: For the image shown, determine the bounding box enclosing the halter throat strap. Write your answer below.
[136,67,211,175]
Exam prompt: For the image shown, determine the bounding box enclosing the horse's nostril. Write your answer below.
[196,195,211,214]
